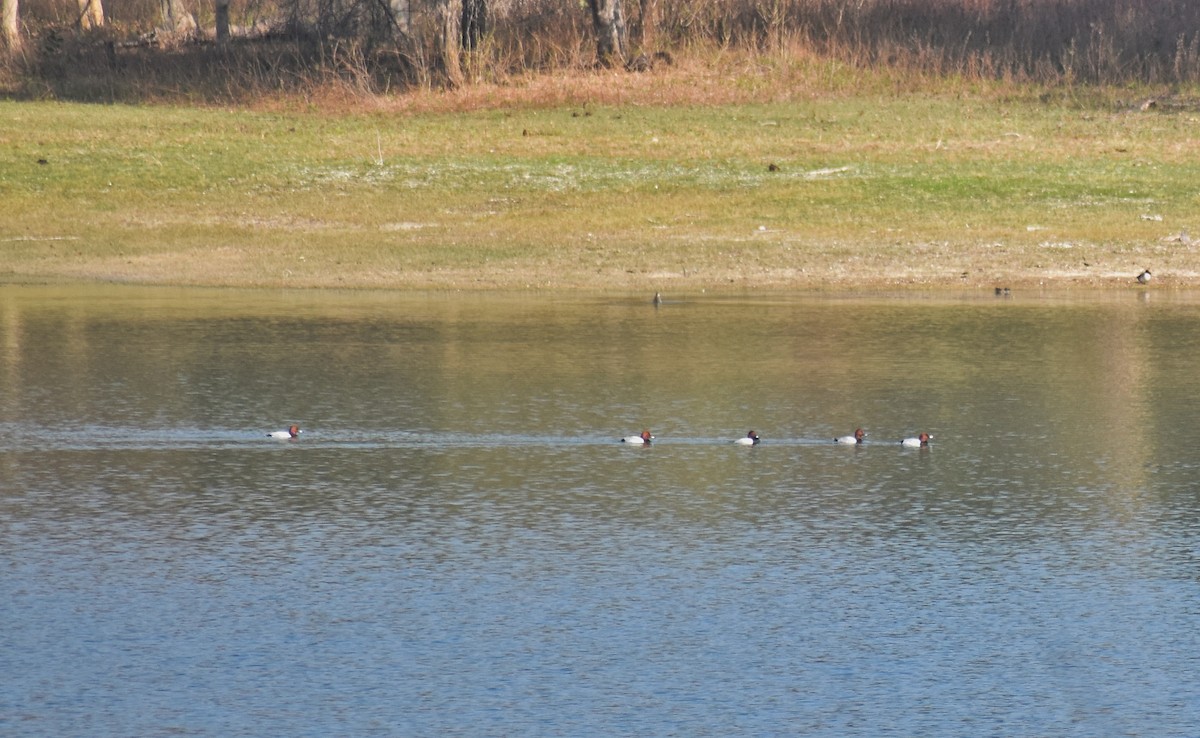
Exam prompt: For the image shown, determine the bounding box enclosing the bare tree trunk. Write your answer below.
[588,0,627,66]
[633,0,656,50]
[389,0,411,35]
[0,0,19,54]
[159,0,196,35]
[460,0,486,51]
[435,0,463,86]
[215,0,229,44]
[78,0,103,30]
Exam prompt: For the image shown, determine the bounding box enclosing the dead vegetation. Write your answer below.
[4,0,1200,104]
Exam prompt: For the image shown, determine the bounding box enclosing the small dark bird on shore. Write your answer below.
[653,292,662,306]
[1137,269,1152,285]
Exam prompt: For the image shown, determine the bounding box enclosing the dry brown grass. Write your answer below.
[270,43,982,116]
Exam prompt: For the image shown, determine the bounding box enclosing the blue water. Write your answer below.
[2,286,1199,736]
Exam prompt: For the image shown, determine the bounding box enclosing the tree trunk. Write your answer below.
[434,0,463,86]
[588,0,627,66]
[77,0,103,30]
[0,0,19,54]
[215,0,229,44]
[633,0,655,50]
[389,0,411,35]
[460,0,486,52]
[159,0,196,35]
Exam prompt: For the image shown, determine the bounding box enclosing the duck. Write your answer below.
[901,432,932,447]
[835,428,866,445]
[1137,269,1152,284]
[268,424,301,439]
[621,430,653,445]
[734,430,761,446]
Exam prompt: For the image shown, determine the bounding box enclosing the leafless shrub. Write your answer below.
[8,0,1200,101]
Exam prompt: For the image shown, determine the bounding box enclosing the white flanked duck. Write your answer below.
[734,430,761,446]
[835,428,866,445]
[901,432,932,448]
[268,424,302,440]
[621,430,653,445]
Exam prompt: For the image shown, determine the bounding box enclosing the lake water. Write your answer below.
[2,284,1199,736]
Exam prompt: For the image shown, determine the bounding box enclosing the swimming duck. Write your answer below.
[1137,269,1152,284]
[835,428,866,445]
[734,430,761,446]
[621,430,653,445]
[268,424,301,439]
[901,432,932,447]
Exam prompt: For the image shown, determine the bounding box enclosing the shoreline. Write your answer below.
[0,264,1181,294]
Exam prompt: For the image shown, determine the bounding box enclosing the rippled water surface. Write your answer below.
[2,285,1199,736]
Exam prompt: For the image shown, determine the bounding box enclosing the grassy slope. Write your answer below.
[2,68,1198,290]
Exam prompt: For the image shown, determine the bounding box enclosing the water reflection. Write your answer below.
[2,285,1200,736]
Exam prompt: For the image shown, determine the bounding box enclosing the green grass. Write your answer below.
[2,87,1199,290]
